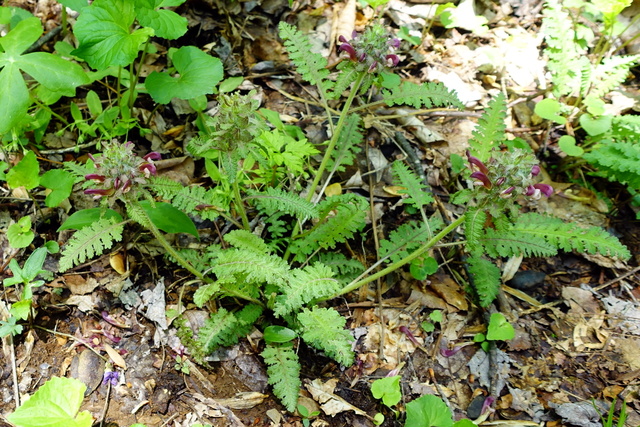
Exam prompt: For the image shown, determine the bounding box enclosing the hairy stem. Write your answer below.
[329,214,465,298]
[306,72,366,202]
[233,179,251,230]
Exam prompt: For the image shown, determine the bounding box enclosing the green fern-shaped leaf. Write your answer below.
[582,55,640,100]
[326,114,363,173]
[464,208,487,257]
[197,304,263,353]
[289,194,367,261]
[511,213,631,259]
[583,140,640,189]
[274,263,341,317]
[542,0,585,96]
[246,187,319,220]
[468,92,506,162]
[391,161,434,209]
[467,256,501,308]
[381,81,464,110]
[297,307,354,366]
[379,218,444,264]
[151,176,228,221]
[224,229,273,255]
[59,217,124,272]
[262,343,301,412]
[314,252,365,284]
[212,249,290,287]
[193,282,221,307]
[480,228,557,258]
[278,22,334,96]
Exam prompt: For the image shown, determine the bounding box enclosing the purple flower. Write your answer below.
[466,151,490,175]
[85,174,106,181]
[531,165,540,177]
[470,171,492,189]
[85,188,114,197]
[481,396,495,415]
[525,183,553,199]
[399,326,421,347]
[388,38,401,49]
[103,370,119,386]
[440,346,462,357]
[386,54,400,67]
[339,42,358,61]
[143,152,161,161]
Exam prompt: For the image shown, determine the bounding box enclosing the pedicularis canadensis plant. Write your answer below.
[59,22,631,411]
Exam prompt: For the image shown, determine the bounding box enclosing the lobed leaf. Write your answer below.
[59,217,124,272]
[297,307,354,366]
[262,343,301,412]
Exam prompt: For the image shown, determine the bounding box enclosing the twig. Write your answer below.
[24,26,62,54]
[9,334,20,408]
[38,140,100,155]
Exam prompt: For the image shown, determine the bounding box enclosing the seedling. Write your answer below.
[473,312,515,352]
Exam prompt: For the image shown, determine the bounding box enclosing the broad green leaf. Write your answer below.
[0,63,31,134]
[134,0,188,40]
[219,76,244,93]
[139,201,198,237]
[18,52,89,95]
[71,0,154,70]
[145,46,223,104]
[7,216,34,249]
[453,419,477,427]
[0,316,22,337]
[10,299,32,321]
[486,312,515,341]
[558,135,584,157]
[0,16,41,54]
[58,208,124,231]
[405,394,453,427]
[534,98,566,125]
[579,113,612,136]
[264,326,297,343]
[7,377,92,427]
[371,376,402,407]
[22,247,48,283]
[7,151,39,190]
[40,169,75,207]
[410,256,439,280]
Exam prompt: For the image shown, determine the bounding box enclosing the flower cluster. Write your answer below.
[85,140,160,199]
[466,150,553,201]
[338,24,401,73]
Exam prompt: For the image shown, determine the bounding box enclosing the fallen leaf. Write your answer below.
[103,343,127,369]
[306,379,371,419]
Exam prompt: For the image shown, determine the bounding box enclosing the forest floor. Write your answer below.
[1,0,640,426]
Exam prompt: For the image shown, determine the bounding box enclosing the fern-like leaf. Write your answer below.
[212,249,290,287]
[274,263,341,317]
[467,256,501,308]
[197,304,263,353]
[583,55,640,100]
[262,343,301,412]
[468,92,506,161]
[381,81,464,110]
[326,114,363,173]
[511,213,631,259]
[391,161,434,209]
[480,228,557,258]
[278,22,334,96]
[314,252,365,284]
[583,140,640,189]
[289,195,367,261]
[297,307,354,366]
[379,218,444,264]
[151,176,228,221]
[246,187,319,221]
[224,229,273,255]
[59,218,124,272]
[193,282,221,307]
[464,208,487,257]
[542,0,585,96]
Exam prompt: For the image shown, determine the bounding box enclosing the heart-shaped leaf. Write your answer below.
[134,0,187,40]
[145,46,223,104]
[579,113,612,136]
[486,312,515,341]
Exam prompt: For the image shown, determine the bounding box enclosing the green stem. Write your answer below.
[328,214,465,299]
[305,72,366,202]
[233,179,251,230]
[131,200,264,306]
